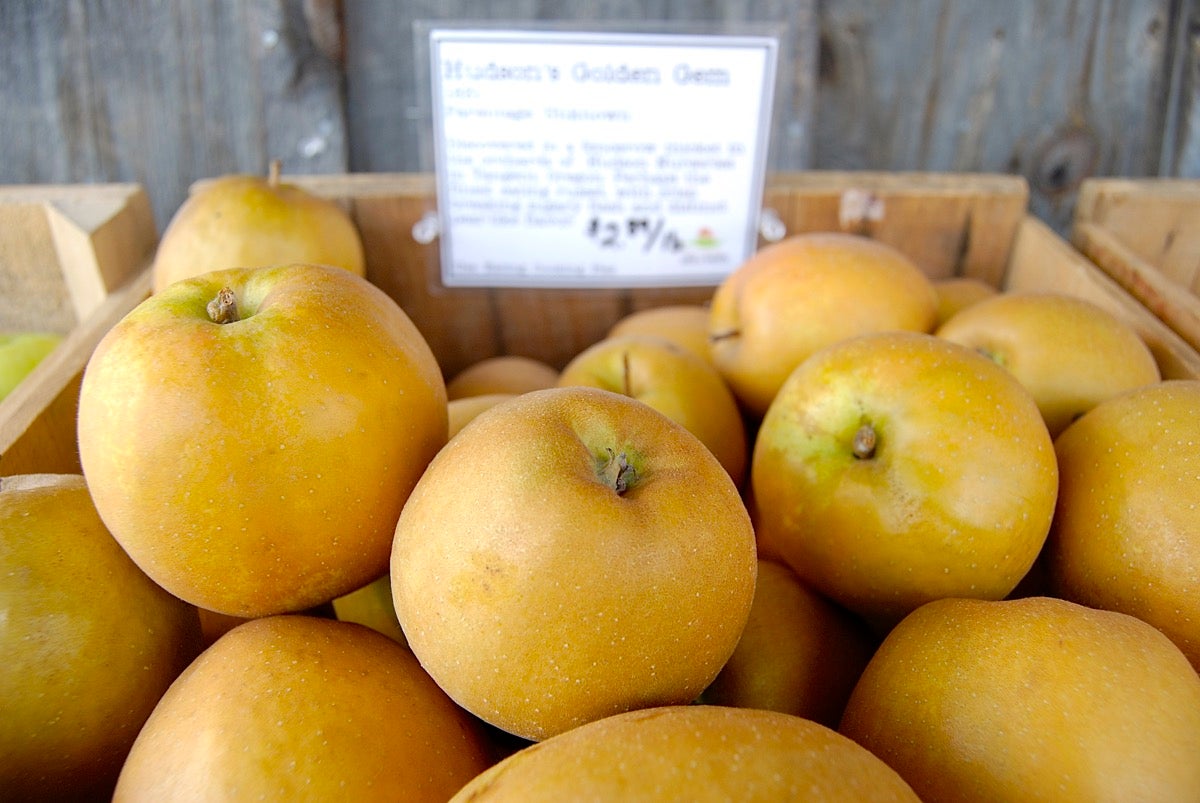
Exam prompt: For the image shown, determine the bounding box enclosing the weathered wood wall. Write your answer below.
[2,0,1196,237]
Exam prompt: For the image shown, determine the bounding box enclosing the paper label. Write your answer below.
[428,28,778,288]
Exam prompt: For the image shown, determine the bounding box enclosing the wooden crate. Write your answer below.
[1071,178,1200,356]
[0,184,157,475]
[5,171,1196,478]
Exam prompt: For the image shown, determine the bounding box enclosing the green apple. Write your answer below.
[0,332,62,401]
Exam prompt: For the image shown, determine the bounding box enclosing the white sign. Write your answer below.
[428,28,778,288]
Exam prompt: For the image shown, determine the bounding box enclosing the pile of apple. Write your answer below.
[3,169,1200,802]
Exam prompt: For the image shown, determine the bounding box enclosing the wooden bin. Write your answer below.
[0,184,157,475]
[1071,178,1200,356]
[4,171,1197,477]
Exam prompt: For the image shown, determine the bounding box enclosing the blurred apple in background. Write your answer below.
[448,392,516,439]
[931,276,997,326]
[608,303,714,364]
[936,291,1160,437]
[445,354,559,400]
[0,332,62,401]
[558,333,747,486]
[709,232,938,418]
[151,160,365,293]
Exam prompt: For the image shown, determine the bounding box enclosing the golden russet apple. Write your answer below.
[931,276,997,326]
[447,392,517,439]
[1,474,203,802]
[445,354,559,400]
[113,616,494,802]
[700,559,877,728]
[557,333,747,485]
[839,596,1200,802]
[1046,380,1200,672]
[936,291,1160,436]
[608,303,714,363]
[752,331,1058,629]
[77,264,448,618]
[151,161,365,293]
[708,232,938,416]
[450,705,921,802]
[391,386,757,742]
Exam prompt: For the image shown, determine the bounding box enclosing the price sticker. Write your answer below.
[427,27,779,288]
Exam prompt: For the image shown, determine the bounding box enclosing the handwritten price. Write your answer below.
[586,217,685,252]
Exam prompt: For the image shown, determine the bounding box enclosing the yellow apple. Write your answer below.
[450,705,920,802]
[151,160,366,293]
[932,276,997,326]
[1045,379,1200,671]
[77,263,447,617]
[936,290,1161,436]
[839,596,1200,802]
[1,474,203,801]
[557,333,747,485]
[0,332,62,401]
[608,303,714,363]
[700,559,877,728]
[448,392,517,438]
[752,330,1058,629]
[709,232,938,417]
[391,386,757,742]
[113,616,494,802]
[331,574,407,646]
[445,354,559,400]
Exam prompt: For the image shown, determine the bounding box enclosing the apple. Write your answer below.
[113,615,494,801]
[151,160,366,293]
[449,705,921,802]
[391,386,757,742]
[935,290,1161,436]
[448,392,516,439]
[445,354,559,400]
[708,232,938,417]
[1046,379,1200,671]
[557,333,748,485]
[752,330,1059,629]
[700,559,876,728]
[1,473,203,801]
[0,332,62,401]
[931,276,997,326]
[608,303,714,364]
[77,263,447,617]
[331,573,407,646]
[839,596,1200,801]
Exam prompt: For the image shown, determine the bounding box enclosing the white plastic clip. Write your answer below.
[411,212,440,245]
[759,208,787,242]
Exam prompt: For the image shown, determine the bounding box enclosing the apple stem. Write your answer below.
[206,287,241,324]
[852,424,877,460]
[622,351,633,397]
[268,158,282,188]
[600,447,637,495]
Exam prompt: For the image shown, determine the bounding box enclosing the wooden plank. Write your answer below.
[1074,178,1200,292]
[0,0,347,231]
[815,1,1175,233]
[1072,220,1200,354]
